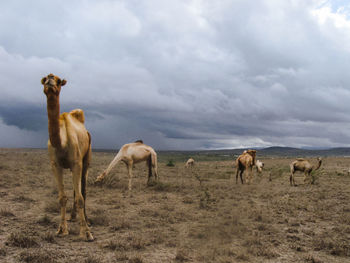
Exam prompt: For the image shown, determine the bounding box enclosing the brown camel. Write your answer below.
[95,140,158,190]
[41,74,93,241]
[290,157,322,186]
[235,149,257,184]
[185,157,195,168]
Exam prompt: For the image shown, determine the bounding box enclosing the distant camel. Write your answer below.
[235,150,257,184]
[95,140,158,190]
[185,158,195,168]
[41,74,93,241]
[255,160,264,173]
[290,157,322,186]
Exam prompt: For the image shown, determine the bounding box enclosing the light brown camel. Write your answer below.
[42,74,93,241]
[255,160,264,173]
[185,157,195,168]
[235,149,257,184]
[95,140,158,190]
[290,157,322,186]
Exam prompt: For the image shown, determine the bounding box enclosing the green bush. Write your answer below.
[166,160,175,167]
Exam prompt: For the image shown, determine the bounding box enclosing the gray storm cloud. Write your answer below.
[1,0,350,150]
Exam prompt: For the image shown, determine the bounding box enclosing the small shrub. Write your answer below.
[37,215,52,226]
[151,181,173,192]
[182,196,194,204]
[0,208,15,217]
[19,249,56,263]
[7,232,39,248]
[89,213,110,226]
[128,255,144,263]
[42,232,55,243]
[12,194,34,202]
[84,254,101,263]
[175,249,190,262]
[44,201,60,214]
[0,247,6,257]
[110,219,131,231]
[166,160,175,167]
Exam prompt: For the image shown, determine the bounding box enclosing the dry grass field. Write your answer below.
[1,148,350,262]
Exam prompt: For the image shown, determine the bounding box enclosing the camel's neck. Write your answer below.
[314,160,322,171]
[46,95,62,149]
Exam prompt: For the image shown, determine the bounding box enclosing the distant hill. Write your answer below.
[93,146,350,161]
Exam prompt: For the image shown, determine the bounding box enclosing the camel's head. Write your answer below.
[41,74,66,98]
[246,149,257,157]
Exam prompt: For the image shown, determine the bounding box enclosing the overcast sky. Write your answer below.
[1,0,350,150]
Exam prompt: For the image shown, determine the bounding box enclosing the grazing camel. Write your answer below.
[95,140,158,190]
[235,150,257,184]
[290,157,322,186]
[185,157,195,168]
[255,160,264,173]
[41,74,93,241]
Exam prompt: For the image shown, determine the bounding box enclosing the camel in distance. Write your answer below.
[95,140,159,190]
[185,158,195,168]
[290,157,322,186]
[235,150,257,184]
[255,160,264,173]
[41,74,93,241]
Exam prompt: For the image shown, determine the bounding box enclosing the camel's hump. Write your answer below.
[134,140,143,144]
[296,158,305,161]
[69,109,85,123]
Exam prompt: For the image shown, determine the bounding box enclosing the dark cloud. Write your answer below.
[1,0,350,150]
[0,103,46,131]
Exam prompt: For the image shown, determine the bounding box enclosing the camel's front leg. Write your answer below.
[235,168,240,184]
[52,162,69,236]
[126,161,134,191]
[246,167,253,184]
[304,172,310,184]
[72,164,94,241]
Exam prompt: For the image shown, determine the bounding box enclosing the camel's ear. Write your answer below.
[41,77,47,85]
[61,79,67,86]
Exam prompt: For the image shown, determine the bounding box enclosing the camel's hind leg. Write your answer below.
[153,153,159,181]
[72,163,93,241]
[290,165,296,186]
[52,162,69,236]
[72,137,91,222]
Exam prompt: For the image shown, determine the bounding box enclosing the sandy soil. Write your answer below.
[1,148,350,262]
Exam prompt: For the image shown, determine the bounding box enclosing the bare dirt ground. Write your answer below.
[1,148,350,263]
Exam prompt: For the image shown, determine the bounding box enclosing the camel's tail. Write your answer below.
[148,154,152,178]
[290,163,295,174]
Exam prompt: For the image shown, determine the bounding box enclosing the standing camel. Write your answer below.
[235,150,257,184]
[42,74,93,241]
[95,140,158,190]
[185,157,195,168]
[290,157,322,186]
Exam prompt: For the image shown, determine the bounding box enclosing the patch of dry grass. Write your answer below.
[7,231,39,248]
